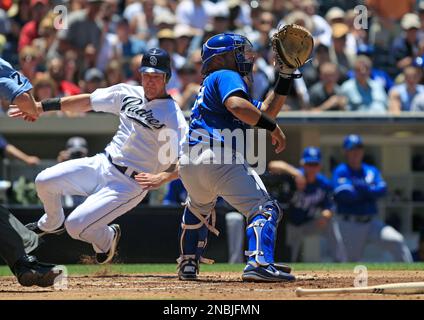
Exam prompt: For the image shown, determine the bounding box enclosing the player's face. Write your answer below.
[345,147,364,168]
[303,163,321,179]
[141,72,167,100]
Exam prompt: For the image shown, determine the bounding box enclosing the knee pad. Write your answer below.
[178,207,212,264]
[245,200,282,266]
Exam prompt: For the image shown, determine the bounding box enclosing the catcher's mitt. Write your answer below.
[271,24,314,78]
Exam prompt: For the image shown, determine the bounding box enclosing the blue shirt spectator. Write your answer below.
[389,66,424,112]
[341,56,388,113]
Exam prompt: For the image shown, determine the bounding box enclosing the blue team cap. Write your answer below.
[343,134,364,150]
[302,146,321,164]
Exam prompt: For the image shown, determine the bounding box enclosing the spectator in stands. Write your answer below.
[411,91,424,111]
[32,11,58,65]
[32,74,57,101]
[301,0,332,48]
[18,46,40,83]
[329,23,356,81]
[81,68,105,94]
[309,62,347,111]
[174,24,197,67]
[57,0,103,64]
[347,45,394,92]
[389,66,424,113]
[115,17,146,70]
[392,13,422,71]
[341,55,388,113]
[105,59,125,87]
[18,0,49,52]
[209,2,231,35]
[128,0,156,40]
[175,0,215,31]
[302,43,331,88]
[0,134,40,166]
[47,57,81,97]
[419,2,424,42]
[174,63,200,110]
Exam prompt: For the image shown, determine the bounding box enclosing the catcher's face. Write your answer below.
[140,72,167,100]
[234,42,255,76]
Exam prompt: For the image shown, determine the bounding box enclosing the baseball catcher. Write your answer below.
[138,26,313,282]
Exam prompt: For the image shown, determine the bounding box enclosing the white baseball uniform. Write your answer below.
[35,84,187,253]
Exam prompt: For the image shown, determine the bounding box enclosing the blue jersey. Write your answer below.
[187,69,262,149]
[332,163,387,216]
[0,57,33,103]
[287,171,333,226]
[162,179,187,205]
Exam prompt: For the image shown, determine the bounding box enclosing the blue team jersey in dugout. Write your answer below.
[287,171,333,226]
[0,58,33,102]
[332,163,387,216]
[187,69,262,149]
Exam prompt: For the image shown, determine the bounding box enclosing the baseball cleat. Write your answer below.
[26,222,65,237]
[95,224,121,264]
[178,258,199,281]
[242,263,296,282]
[13,255,62,287]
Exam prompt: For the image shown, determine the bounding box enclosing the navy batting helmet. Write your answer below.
[139,48,171,80]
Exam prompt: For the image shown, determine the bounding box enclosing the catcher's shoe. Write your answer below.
[26,222,65,237]
[13,255,61,287]
[242,263,295,282]
[178,258,199,281]
[95,224,121,264]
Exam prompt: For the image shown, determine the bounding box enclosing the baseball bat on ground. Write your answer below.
[295,282,424,297]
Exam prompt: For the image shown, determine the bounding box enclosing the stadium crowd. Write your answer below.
[0,0,423,114]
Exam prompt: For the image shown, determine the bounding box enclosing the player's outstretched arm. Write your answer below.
[8,94,93,121]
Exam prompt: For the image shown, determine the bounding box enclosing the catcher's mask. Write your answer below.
[201,33,255,76]
[139,48,172,82]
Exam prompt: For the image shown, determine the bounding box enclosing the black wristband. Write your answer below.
[41,98,61,111]
[274,76,293,96]
[255,112,277,132]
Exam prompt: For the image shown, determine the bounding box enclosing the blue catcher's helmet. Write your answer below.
[201,33,254,76]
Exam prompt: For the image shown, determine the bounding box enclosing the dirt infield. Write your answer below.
[0,270,423,300]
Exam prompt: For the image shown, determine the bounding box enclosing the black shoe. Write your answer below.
[13,255,61,288]
[26,222,65,237]
[95,224,121,264]
[178,258,199,281]
[242,263,296,282]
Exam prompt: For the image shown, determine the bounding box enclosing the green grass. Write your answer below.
[1,262,423,277]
